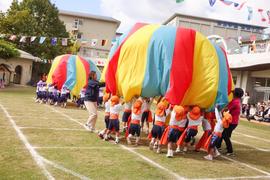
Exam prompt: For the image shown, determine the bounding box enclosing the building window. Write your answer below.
[73,19,79,29]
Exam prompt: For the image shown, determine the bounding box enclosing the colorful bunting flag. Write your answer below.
[9,35,17,41]
[247,6,253,21]
[19,36,27,43]
[209,0,217,7]
[176,0,184,3]
[267,10,270,24]
[101,39,107,46]
[30,36,36,42]
[51,37,57,46]
[39,37,46,44]
[61,38,68,46]
[91,39,98,47]
[258,9,267,22]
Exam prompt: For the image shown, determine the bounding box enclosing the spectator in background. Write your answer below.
[254,105,265,122]
[247,104,257,121]
[98,87,104,107]
[242,92,250,115]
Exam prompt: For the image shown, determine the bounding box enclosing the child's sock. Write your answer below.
[135,137,140,146]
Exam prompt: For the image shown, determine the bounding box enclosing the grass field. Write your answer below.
[0,86,270,180]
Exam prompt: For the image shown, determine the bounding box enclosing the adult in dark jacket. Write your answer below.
[84,71,105,131]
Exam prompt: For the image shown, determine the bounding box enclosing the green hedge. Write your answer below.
[0,40,19,59]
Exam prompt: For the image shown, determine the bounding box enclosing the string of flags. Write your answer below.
[0,33,110,47]
[209,0,270,24]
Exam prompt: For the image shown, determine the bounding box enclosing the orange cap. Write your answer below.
[189,106,201,120]
[222,111,232,128]
[155,102,166,116]
[173,105,185,121]
[110,95,120,106]
[103,93,110,102]
[133,99,143,115]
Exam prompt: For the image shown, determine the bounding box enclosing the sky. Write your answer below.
[0,0,270,33]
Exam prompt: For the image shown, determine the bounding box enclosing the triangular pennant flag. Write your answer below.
[101,39,107,46]
[51,37,57,46]
[220,0,233,6]
[19,36,27,43]
[30,36,37,42]
[209,0,216,7]
[236,1,246,10]
[9,35,17,41]
[267,10,270,24]
[176,0,184,3]
[91,39,98,46]
[39,37,46,44]
[61,38,68,46]
[247,6,253,21]
[258,9,266,22]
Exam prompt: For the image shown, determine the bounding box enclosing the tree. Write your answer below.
[0,40,19,59]
[0,0,71,82]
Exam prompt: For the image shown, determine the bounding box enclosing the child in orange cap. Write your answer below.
[204,106,232,161]
[176,106,203,152]
[149,102,168,153]
[104,95,122,144]
[122,101,132,132]
[98,93,110,139]
[195,112,215,152]
[127,99,143,146]
[160,105,187,158]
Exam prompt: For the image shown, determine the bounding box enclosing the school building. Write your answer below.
[0,50,41,86]
[58,10,120,67]
[163,13,270,103]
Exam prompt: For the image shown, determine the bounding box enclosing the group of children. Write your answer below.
[98,95,233,160]
[35,79,86,108]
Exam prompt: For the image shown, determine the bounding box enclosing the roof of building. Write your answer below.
[163,13,269,29]
[59,10,120,27]
[18,50,42,62]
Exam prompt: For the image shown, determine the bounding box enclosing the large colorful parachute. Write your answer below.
[102,23,234,109]
[47,54,101,96]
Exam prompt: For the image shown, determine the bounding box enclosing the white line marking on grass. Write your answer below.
[40,156,90,180]
[34,146,117,150]
[50,107,186,180]
[120,145,185,180]
[47,106,84,126]
[0,103,55,180]
[221,155,270,176]
[19,126,86,131]
[233,140,270,152]
[235,132,270,143]
[193,175,270,180]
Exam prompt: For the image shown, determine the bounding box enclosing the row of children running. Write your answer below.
[98,94,232,160]
[35,79,86,108]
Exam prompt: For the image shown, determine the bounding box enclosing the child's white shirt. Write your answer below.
[124,102,132,110]
[105,101,110,113]
[131,112,142,120]
[187,113,203,127]
[202,118,212,131]
[155,114,166,123]
[214,107,224,133]
[142,101,150,112]
[48,86,54,93]
[110,104,122,115]
[169,111,187,127]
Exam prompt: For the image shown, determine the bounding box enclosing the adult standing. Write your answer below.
[84,71,105,132]
[217,88,244,156]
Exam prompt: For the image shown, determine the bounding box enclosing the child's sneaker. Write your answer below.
[204,154,213,161]
[183,147,188,152]
[98,133,104,139]
[35,99,39,103]
[84,124,90,131]
[156,148,161,154]
[166,150,173,158]
[115,138,119,144]
[214,149,221,158]
[153,142,158,149]
[226,152,235,156]
[63,103,67,108]
[175,147,182,153]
